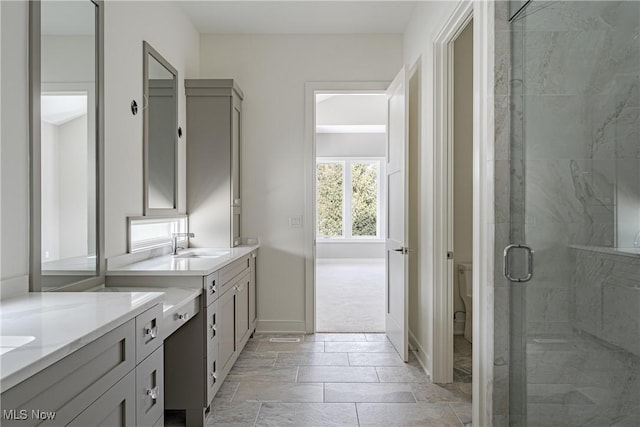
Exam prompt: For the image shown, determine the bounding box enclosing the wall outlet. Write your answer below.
[289,216,303,228]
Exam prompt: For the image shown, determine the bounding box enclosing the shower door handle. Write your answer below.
[503,244,534,282]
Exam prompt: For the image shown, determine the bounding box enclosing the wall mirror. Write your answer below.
[143,41,178,215]
[30,0,104,291]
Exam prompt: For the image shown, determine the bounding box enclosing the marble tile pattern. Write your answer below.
[499,0,640,425]
[201,333,472,426]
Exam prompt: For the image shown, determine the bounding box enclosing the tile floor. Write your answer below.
[453,336,472,383]
[316,260,385,332]
[204,333,472,426]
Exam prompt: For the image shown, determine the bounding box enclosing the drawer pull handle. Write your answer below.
[145,326,158,339]
[209,284,217,294]
[177,313,189,322]
[146,386,159,401]
[210,371,217,383]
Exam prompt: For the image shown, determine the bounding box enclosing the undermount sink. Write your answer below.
[174,249,230,259]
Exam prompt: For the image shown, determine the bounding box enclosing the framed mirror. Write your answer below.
[29,0,104,291]
[143,42,178,215]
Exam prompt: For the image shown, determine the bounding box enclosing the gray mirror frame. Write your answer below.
[29,0,105,292]
[143,41,179,216]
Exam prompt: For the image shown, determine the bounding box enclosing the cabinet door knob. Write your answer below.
[252,253,256,259]
[177,313,189,322]
[144,326,158,339]
[209,284,217,294]
[146,386,160,401]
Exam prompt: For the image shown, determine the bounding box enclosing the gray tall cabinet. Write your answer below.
[186,79,243,247]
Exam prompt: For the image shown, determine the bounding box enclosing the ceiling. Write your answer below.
[178,1,421,34]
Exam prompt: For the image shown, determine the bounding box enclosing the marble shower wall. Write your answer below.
[493,2,513,426]
[519,1,640,335]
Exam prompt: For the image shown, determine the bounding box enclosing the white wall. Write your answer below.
[453,20,474,320]
[316,133,385,158]
[104,1,199,258]
[0,1,29,299]
[403,1,459,373]
[316,94,387,126]
[41,122,60,261]
[58,115,88,258]
[200,34,402,332]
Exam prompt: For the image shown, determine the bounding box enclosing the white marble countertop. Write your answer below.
[107,245,259,276]
[0,291,163,392]
[95,286,201,318]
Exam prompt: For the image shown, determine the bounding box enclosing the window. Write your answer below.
[128,215,188,253]
[316,159,382,240]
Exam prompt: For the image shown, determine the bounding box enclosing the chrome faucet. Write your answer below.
[171,232,195,255]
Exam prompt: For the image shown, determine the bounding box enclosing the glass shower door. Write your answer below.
[507,1,640,426]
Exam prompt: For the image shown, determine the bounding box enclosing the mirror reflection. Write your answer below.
[40,0,98,289]
[145,43,178,213]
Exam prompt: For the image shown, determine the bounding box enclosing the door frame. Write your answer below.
[433,0,495,426]
[304,81,390,333]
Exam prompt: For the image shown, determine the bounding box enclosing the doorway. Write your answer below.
[452,19,474,384]
[314,92,387,333]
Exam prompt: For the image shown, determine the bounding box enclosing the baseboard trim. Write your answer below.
[409,329,433,379]
[257,320,307,333]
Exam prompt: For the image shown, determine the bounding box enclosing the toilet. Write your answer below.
[457,263,473,343]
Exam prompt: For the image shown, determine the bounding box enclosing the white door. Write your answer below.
[385,67,409,361]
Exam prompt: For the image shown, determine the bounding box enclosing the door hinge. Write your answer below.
[447,251,454,259]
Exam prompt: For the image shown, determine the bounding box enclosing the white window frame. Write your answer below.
[316,157,385,241]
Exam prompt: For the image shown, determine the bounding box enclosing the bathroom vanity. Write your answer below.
[0,292,166,426]
[106,246,258,427]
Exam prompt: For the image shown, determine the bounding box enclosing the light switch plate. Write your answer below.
[289,216,303,228]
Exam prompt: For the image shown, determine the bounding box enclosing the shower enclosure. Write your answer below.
[506,1,640,425]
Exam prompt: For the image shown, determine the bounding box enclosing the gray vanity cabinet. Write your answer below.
[186,79,244,248]
[0,304,164,427]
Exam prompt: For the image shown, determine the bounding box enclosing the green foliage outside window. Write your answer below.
[316,160,379,238]
[351,163,378,236]
[317,162,343,236]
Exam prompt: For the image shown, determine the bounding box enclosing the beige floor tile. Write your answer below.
[325,383,416,403]
[205,401,261,427]
[227,365,298,382]
[275,352,350,367]
[213,381,240,403]
[376,365,431,383]
[450,402,472,425]
[348,352,405,366]
[304,333,367,342]
[410,383,471,403]
[356,402,463,426]
[234,351,278,368]
[365,333,389,342]
[297,366,379,383]
[256,341,325,352]
[232,381,324,403]
[254,402,358,427]
[325,341,396,353]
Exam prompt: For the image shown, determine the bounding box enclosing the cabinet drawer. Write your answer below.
[203,271,219,305]
[206,348,219,405]
[136,304,163,363]
[0,320,135,427]
[136,345,164,427]
[206,299,219,346]
[163,296,200,340]
[219,254,250,286]
[68,370,136,427]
